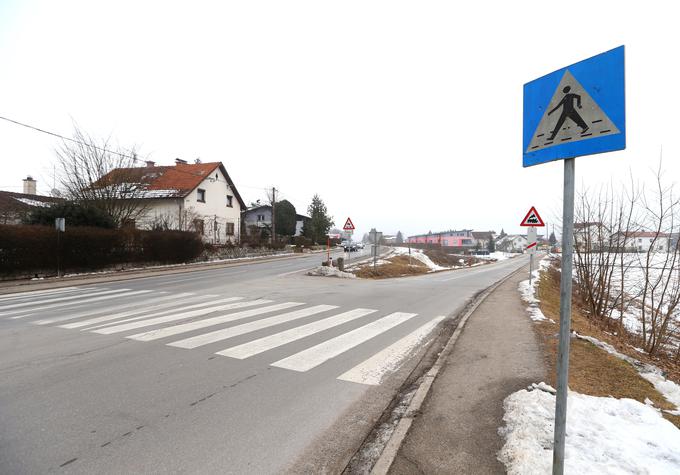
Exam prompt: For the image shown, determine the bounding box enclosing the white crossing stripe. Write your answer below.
[216,308,377,360]
[337,316,445,385]
[1,288,127,312]
[168,304,338,349]
[0,286,83,303]
[127,302,304,342]
[33,292,193,327]
[93,298,264,335]
[271,312,418,372]
[7,290,152,318]
[81,296,240,330]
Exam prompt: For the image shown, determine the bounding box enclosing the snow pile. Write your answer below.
[518,259,550,322]
[391,247,447,271]
[307,266,356,279]
[498,386,680,474]
[476,251,518,261]
[575,332,680,415]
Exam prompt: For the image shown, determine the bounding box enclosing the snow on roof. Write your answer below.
[13,197,54,208]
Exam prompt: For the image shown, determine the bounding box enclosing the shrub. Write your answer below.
[0,225,204,276]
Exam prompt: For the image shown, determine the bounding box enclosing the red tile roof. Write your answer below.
[96,162,245,208]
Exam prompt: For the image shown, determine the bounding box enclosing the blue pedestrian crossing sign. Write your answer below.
[523,46,625,167]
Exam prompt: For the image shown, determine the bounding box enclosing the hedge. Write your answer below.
[0,225,204,276]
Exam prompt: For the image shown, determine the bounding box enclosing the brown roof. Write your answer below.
[625,231,670,238]
[96,162,246,208]
[0,190,63,213]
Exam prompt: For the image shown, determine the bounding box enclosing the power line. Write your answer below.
[0,114,140,161]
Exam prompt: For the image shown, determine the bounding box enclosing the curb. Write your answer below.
[369,262,528,474]
[0,249,333,295]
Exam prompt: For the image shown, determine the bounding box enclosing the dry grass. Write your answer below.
[354,255,429,279]
[534,264,680,428]
[423,249,482,267]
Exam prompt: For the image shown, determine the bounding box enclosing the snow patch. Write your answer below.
[575,332,680,415]
[498,387,680,474]
[518,256,553,322]
[307,266,356,279]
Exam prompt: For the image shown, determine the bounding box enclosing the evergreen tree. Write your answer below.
[487,235,496,252]
[549,231,557,246]
[25,202,115,228]
[499,228,507,238]
[396,231,404,244]
[304,194,334,244]
[274,199,297,236]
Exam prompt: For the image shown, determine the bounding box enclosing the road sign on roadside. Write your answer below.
[523,45,625,167]
[520,206,545,227]
[523,46,626,475]
[343,217,355,231]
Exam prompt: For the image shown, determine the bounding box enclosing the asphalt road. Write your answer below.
[0,250,529,474]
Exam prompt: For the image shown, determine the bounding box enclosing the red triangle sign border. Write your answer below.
[343,217,355,230]
[520,206,545,227]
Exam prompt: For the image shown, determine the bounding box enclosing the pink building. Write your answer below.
[407,229,475,247]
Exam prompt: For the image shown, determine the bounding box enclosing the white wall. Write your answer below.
[136,167,243,244]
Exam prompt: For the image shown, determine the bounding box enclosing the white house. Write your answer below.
[496,234,528,253]
[613,231,671,253]
[98,159,246,244]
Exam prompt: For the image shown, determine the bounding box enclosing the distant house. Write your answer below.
[96,159,245,244]
[242,204,309,237]
[574,222,610,250]
[0,176,63,224]
[407,229,475,248]
[496,234,528,253]
[612,231,671,253]
[472,230,497,249]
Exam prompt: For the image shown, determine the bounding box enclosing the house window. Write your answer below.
[197,189,206,203]
[226,195,233,207]
[462,239,473,245]
[257,214,265,221]
[226,222,235,236]
[193,219,204,235]
[443,240,449,246]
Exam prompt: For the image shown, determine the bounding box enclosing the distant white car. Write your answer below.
[356,242,365,249]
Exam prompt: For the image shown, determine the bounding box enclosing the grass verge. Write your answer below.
[354,255,429,279]
[534,263,680,428]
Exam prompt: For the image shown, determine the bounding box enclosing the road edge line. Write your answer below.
[369,261,528,475]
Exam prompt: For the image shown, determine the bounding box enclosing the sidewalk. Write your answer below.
[388,265,545,474]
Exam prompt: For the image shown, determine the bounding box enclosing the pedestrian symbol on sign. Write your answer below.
[547,85,588,140]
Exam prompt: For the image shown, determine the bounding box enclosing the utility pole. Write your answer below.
[271,187,276,244]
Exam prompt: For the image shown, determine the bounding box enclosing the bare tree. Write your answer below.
[573,179,639,331]
[54,125,150,226]
[636,165,680,355]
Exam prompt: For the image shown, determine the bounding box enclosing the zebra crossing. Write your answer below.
[0,285,445,386]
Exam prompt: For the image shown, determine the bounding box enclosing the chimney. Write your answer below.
[23,176,37,195]
[175,158,187,165]
[145,160,156,167]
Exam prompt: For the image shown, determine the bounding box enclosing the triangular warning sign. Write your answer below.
[520,206,545,227]
[526,70,620,153]
[343,217,355,230]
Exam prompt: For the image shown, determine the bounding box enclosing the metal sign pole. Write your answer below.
[553,157,575,474]
[529,253,533,286]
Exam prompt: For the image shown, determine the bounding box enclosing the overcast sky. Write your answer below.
[1,1,678,239]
